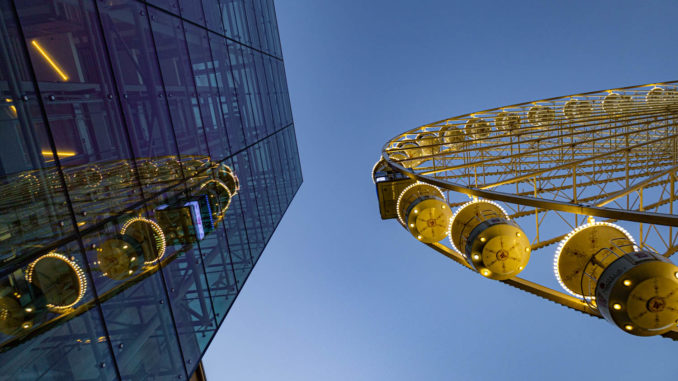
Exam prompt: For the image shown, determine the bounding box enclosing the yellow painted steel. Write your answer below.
[397,183,451,243]
[407,198,452,243]
[597,257,678,336]
[555,222,635,298]
[467,222,531,280]
[377,80,678,340]
[449,199,506,253]
[448,199,530,279]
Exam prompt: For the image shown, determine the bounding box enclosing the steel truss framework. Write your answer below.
[378,81,678,340]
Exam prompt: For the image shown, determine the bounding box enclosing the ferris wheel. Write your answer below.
[373,81,678,339]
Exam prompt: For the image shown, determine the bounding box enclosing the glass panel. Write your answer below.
[202,0,224,34]
[0,239,117,380]
[242,0,260,48]
[149,8,209,164]
[162,239,216,370]
[268,59,284,127]
[0,1,74,264]
[265,136,286,215]
[247,147,274,247]
[198,210,237,322]
[15,0,145,227]
[100,270,186,380]
[178,0,205,26]
[263,55,282,131]
[155,168,217,371]
[220,157,253,292]
[230,152,265,262]
[228,41,259,145]
[276,60,293,126]
[97,0,184,198]
[220,0,249,44]
[284,126,303,189]
[271,132,291,205]
[146,0,181,15]
[252,0,269,54]
[291,129,303,188]
[265,0,282,57]
[210,35,246,152]
[252,51,274,137]
[241,47,265,142]
[185,23,230,162]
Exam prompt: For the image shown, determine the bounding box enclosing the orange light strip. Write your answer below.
[31,40,69,81]
[41,150,77,161]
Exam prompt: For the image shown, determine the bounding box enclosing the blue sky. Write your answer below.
[204,1,678,379]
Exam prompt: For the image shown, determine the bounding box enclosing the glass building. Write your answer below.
[0,0,301,379]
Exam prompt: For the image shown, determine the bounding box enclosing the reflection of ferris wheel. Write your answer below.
[373,81,678,339]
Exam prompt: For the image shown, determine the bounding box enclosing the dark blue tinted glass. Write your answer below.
[147,0,181,15]
[0,1,74,263]
[198,216,238,321]
[0,238,118,380]
[179,0,205,26]
[220,157,254,292]
[227,40,259,145]
[185,23,231,161]
[161,241,216,370]
[100,270,187,380]
[97,0,184,196]
[209,33,246,153]
[0,0,300,378]
[220,0,250,44]
[149,9,209,162]
[14,0,145,227]
[202,0,225,33]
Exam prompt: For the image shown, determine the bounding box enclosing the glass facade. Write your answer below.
[0,0,301,379]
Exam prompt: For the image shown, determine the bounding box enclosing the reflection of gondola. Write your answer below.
[183,158,211,178]
[120,217,166,265]
[216,162,240,196]
[67,165,103,189]
[96,235,143,280]
[25,253,85,312]
[1,158,240,344]
[200,179,232,217]
[157,163,240,245]
[157,201,207,245]
[0,271,47,337]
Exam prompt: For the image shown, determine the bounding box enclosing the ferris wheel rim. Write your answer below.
[381,80,678,227]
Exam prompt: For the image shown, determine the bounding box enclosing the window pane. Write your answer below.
[209,33,246,153]
[149,9,209,163]
[15,0,143,227]
[0,1,74,264]
[179,0,205,26]
[147,0,181,15]
[228,41,259,145]
[185,23,230,161]
[220,157,254,291]
[202,0,224,34]
[0,239,118,380]
[97,0,184,196]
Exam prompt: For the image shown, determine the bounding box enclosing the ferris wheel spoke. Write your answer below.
[379,81,678,338]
